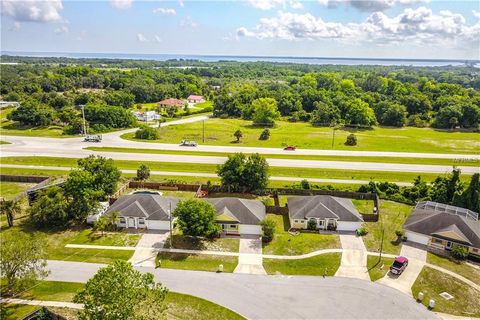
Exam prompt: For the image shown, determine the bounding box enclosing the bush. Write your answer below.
[260,218,276,243]
[135,125,159,140]
[451,245,469,260]
[307,219,317,230]
[356,227,367,236]
[259,128,270,140]
[395,230,404,237]
[136,164,150,181]
[300,179,310,190]
[345,133,357,146]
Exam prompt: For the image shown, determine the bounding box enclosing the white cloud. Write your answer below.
[153,7,176,15]
[1,0,63,22]
[154,35,162,43]
[178,0,184,7]
[237,7,479,47]
[247,0,303,10]
[110,0,132,10]
[180,16,198,28]
[137,33,148,42]
[8,22,21,31]
[54,25,68,34]
[318,0,430,12]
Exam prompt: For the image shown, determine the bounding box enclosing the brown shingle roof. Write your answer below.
[106,194,180,221]
[158,98,184,107]
[288,196,363,222]
[205,197,266,225]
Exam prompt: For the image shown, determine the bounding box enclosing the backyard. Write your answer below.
[0,181,36,200]
[263,253,341,276]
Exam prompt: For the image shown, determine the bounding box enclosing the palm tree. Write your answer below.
[0,200,20,227]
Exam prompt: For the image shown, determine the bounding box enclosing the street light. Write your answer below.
[80,105,87,136]
[169,202,173,248]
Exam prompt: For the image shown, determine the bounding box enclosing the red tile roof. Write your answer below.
[187,95,204,101]
[158,98,184,107]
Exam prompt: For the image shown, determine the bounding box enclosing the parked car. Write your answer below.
[180,140,197,147]
[84,135,102,142]
[283,145,296,151]
[390,256,408,275]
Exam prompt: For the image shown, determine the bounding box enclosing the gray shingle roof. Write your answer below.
[287,196,364,222]
[106,194,179,221]
[205,197,266,225]
[404,202,480,248]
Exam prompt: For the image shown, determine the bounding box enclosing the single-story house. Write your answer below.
[205,197,266,235]
[403,201,480,257]
[187,95,205,103]
[288,195,364,232]
[86,202,110,224]
[132,110,160,122]
[105,193,179,230]
[158,98,185,108]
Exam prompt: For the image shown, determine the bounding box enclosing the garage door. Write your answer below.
[240,224,261,235]
[148,221,170,230]
[337,221,362,232]
[405,231,430,245]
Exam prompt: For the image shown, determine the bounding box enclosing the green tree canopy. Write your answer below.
[78,155,122,197]
[251,98,280,126]
[7,101,56,127]
[217,153,269,192]
[173,199,220,238]
[344,98,377,127]
[28,186,69,227]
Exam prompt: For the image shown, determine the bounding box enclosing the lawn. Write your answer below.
[262,214,341,255]
[120,118,480,154]
[157,252,238,273]
[164,234,239,252]
[411,267,480,317]
[0,140,10,144]
[366,255,395,281]
[0,181,36,200]
[352,199,375,215]
[362,200,413,255]
[263,253,341,276]
[426,252,480,285]
[85,146,480,167]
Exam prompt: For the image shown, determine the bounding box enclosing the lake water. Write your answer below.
[2,51,478,67]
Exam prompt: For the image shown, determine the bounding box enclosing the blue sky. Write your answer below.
[1,0,479,59]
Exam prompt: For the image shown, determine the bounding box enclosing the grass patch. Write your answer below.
[367,255,395,281]
[262,214,341,255]
[0,140,10,144]
[0,181,36,200]
[85,146,480,167]
[164,234,239,252]
[362,201,413,255]
[411,266,480,317]
[157,252,238,273]
[263,253,341,276]
[352,199,375,215]
[120,118,480,154]
[426,252,480,285]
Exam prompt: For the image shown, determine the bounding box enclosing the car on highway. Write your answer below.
[389,256,408,275]
[283,145,296,151]
[84,135,102,142]
[180,139,197,147]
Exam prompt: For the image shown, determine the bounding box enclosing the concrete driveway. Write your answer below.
[377,243,427,295]
[335,233,370,281]
[234,235,266,275]
[129,231,168,267]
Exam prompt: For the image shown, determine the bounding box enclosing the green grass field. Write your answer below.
[84,146,480,167]
[367,255,395,281]
[263,253,341,276]
[262,214,341,255]
[121,118,480,154]
[164,234,239,252]
[427,252,480,285]
[156,252,238,273]
[411,267,480,317]
[0,181,36,200]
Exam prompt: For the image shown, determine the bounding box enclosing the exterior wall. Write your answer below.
[219,223,240,235]
[405,231,430,245]
[240,224,262,235]
[337,221,362,232]
[147,220,170,230]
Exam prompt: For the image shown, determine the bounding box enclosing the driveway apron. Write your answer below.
[129,231,168,268]
[234,235,266,275]
[335,233,370,281]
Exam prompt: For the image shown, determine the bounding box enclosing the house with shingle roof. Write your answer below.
[287,195,364,231]
[187,95,205,103]
[105,192,179,230]
[158,98,185,108]
[403,201,480,257]
[205,197,266,235]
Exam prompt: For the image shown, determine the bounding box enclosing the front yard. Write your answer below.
[427,252,480,285]
[362,200,413,255]
[156,252,238,273]
[263,253,341,276]
[366,255,395,281]
[411,267,480,317]
[262,214,341,256]
[164,233,239,252]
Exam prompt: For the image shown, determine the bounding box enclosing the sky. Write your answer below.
[1,0,479,60]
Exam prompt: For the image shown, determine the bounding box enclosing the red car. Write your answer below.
[283,146,296,151]
[390,256,408,275]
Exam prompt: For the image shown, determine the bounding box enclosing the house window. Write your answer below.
[472,248,478,253]
[432,238,443,244]
[294,220,299,223]
[138,218,145,225]
[119,217,126,224]
[230,224,237,228]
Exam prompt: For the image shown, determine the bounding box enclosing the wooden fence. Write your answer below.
[0,174,50,184]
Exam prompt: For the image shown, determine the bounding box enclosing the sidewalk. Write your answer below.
[0,298,83,309]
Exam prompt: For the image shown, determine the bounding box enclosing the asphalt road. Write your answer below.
[46,260,438,320]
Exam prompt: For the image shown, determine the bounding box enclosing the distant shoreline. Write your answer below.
[2,51,479,67]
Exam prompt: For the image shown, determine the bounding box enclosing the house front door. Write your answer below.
[318,220,325,230]
[445,241,453,250]
[128,218,136,228]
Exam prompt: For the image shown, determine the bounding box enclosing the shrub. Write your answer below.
[260,218,276,243]
[395,230,404,237]
[300,179,310,190]
[259,128,270,140]
[233,129,243,142]
[307,219,317,230]
[136,164,150,181]
[356,227,367,236]
[345,133,357,146]
[451,244,469,260]
[135,125,159,140]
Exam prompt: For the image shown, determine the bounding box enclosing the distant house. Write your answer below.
[105,193,179,230]
[205,197,266,235]
[132,110,160,122]
[187,95,205,103]
[0,101,20,108]
[288,195,364,232]
[403,201,480,257]
[158,98,185,108]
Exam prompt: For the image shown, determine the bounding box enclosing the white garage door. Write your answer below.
[405,231,430,245]
[337,221,362,232]
[240,224,262,235]
[148,221,170,230]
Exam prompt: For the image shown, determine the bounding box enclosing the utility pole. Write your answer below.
[81,105,87,136]
[202,120,205,143]
[169,202,173,248]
